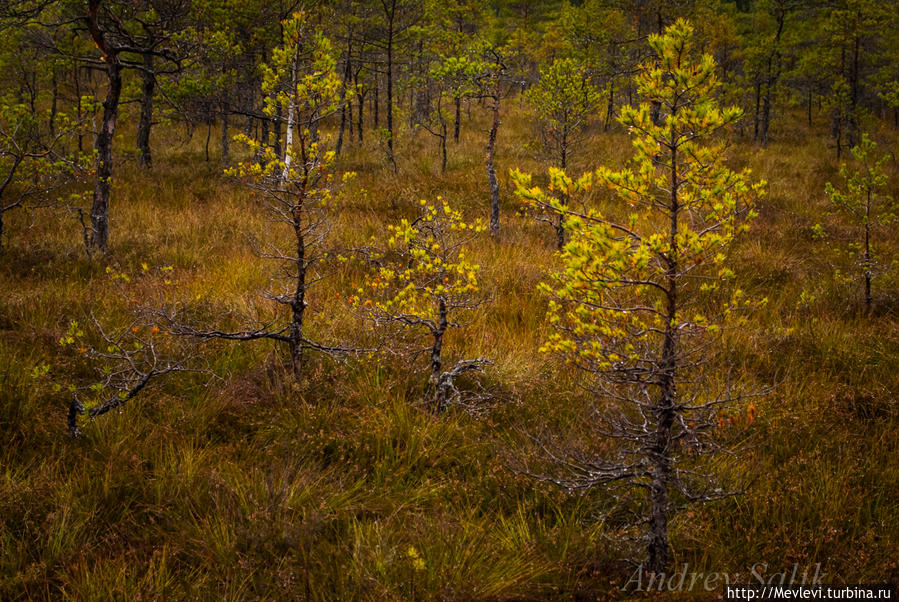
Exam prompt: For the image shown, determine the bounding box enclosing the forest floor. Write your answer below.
[2,101,898,600]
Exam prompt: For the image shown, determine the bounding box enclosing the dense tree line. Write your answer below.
[3,0,899,250]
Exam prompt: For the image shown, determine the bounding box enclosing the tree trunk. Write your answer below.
[760,90,771,148]
[647,131,681,576]
[205,122,211,162]
[220,107,229,167]
[373,74,379,128]
[430,299,448,412]
[486,85,501,237]
[604,83,614,131]
[137,53,155,167]
[357,86,365,142]
[440,123,447,173]
[864,192,871,310]
[336,48,351,156]
[848,28,860,148]
[454,95,461,142]
[90,57,123,254]
[274,104,283,158]
[386,8,396,169]
[282,48,299,180]
[289,210,307,380]
[753,81,761,141]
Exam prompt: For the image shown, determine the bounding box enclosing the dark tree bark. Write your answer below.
[486,84,500,237]
[274,104,283,158]
[604,84,614,131]
[220,105,229,167]
[453,96,461,142]
[90,58,122,253]
[336,44,352,155]
[49,69,58,137]
[429,299,448,412]
[86,0,122,254]
[646,140,681,575]
[759,2,785,148]
[136,52,156,167]
[373,73,379,128]
[382,0,396,169]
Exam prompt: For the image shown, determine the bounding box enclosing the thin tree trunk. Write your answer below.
[90,58,123,253]
[848,28,860,148]
[454,96,461,142]
[604,83,614,131]
[336,47,351,156]
[357,86,365,142]
[430,299,448,412]
[753,81,761,141]
[274,104,283,158]
[864,192,871,310]
[647,140,681,576]
[220,107,229,167]
[386,20,396,170]
[282,49,299,180]
[205,122,211,162]
[373,73,379,128]
[289,207,307,380]
[137,53,155,167]
[486,83,501,237]
[440,123,447,173]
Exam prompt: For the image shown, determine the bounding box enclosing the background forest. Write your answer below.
[1,0,898,599]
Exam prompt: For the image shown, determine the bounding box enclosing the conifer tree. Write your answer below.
[358,198,489,413]
[823,134,895,311]
[524,57,601,248]
[514,19,764,574]
[161,12,351,381]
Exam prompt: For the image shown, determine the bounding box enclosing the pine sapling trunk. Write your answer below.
[274,105,283,158]
[357,80,365,142]
[555,135,568,250]
[337,49,351,155]
[430,299,448,413]
[605,84,614,131]
[221,106,229,167]
[137,53,155,167]
[440,122,447,173]
[91,57,123,253]
[205,122,211,162]
[647,137,681,575]
[454,96,461,142]
[282,49,299,180]
[289,199,307,380]
[864,190,872,310]
[386,13,396,171]
[486,85,501,237]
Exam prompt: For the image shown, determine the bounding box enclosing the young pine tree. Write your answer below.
[162,12,352,381]
[358,199,489,413]
[524,57,601,248]
[513,19,765,575]
[823,134,896,311]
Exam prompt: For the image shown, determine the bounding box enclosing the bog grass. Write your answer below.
[1,100,898,599]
